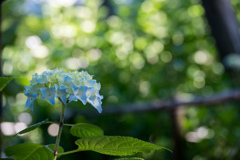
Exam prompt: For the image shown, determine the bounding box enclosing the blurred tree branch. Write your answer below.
[74,89,240,117]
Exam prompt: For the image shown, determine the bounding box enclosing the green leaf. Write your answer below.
[70,123,104,138]
[45,144,64,158]
[114,158,144,160]
[16,118,49,135]
[0,158,14,160]
[5,143,53,160]
[75,136,162,156]
[0,77,14,91]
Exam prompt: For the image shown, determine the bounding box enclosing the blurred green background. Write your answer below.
[1,0,240,159]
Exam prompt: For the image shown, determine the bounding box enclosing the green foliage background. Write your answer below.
[1,0,240,159]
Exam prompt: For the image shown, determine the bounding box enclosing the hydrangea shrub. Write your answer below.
[4,69,169,160]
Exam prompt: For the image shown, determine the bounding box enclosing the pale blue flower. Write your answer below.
[69,86,88,104]
[86,87,95,97]
[36,71,48,84]
[93,82,101,91]
[88,93,103,113]
[81,71,93,79]
[24,90,38,111]
[40,87,56,105]
[84,76,96,87]
[55,84,67,105]
[25,68,103,113]
[68,94,77,102]
[73,77,84,87]
[47,68,58,72]
[59,75,73,89]
[29,73,39,85]
[24,85,39,95]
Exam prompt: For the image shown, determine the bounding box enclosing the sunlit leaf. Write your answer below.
[70,123,104,138]
[0,77,14,91]
[75,136,164,156]
[5,143,53,160]
[16,118,49,135]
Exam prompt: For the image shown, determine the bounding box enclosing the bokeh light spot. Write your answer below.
[134,37,148,50]
[139,81,150,97]
[107,16,121,28]
[18,112,32,125]
[3,62,13,75]
[48,124,59,137]
[76,6,92,19]
[31,45,49,58]
[133,56,145,69]
[212,63,224,75]
[188,5,204,18]
[81,20,96,33]
[161,51,172,63]
[1,122,15,136]
[47,0,77,7]
[193,76,205,89]
[66,58,80,70]
[88,49,102,61]
[25,36,42,49]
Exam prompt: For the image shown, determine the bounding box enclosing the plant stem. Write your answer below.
[57,149,80,156]
[53,103,65,160]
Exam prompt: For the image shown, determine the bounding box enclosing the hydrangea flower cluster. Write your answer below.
[24,68,103,113]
